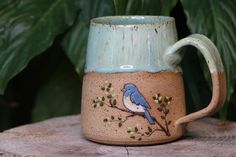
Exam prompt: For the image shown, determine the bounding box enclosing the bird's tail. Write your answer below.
[144,110,155,125]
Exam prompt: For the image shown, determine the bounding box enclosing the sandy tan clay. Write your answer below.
[81,16,226,145]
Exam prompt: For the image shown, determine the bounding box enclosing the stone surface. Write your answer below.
[0,115,236,157]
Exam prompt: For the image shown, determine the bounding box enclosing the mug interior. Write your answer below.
[91,16,174,26]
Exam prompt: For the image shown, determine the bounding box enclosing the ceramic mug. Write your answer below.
[81,16,226,145]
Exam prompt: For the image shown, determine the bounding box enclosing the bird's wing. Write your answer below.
[130,91,151,109]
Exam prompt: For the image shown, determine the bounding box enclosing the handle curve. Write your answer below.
[164,34,226,126]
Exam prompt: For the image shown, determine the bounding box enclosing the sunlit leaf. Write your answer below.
[0,0,79,94]
[114,0,177,15]
[181,0,236,119]
[62,0,115,75]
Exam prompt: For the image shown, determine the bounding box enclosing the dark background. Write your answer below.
[0,0,235,131]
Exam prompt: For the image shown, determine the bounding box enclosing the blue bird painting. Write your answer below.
[121,83,155,125]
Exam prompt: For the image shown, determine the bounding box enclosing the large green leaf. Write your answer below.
[0,0,13,10]
[181,0,236,118]
[32,60,82,122]
[181,48,212,113]
[62,0,115,75]
[0,0,79,94]
[114,0,177,15]
[63,0,178,75]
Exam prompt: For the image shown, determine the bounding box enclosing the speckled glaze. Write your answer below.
[81,16,226,145]
[85,16,179,73]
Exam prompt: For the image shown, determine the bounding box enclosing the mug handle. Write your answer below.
[164,34,226,126]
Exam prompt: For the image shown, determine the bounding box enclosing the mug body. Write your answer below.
[81,16,186,145]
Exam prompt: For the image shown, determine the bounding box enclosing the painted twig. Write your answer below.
[92,81,172,140]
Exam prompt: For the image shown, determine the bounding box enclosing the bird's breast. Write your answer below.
[123,96,145,113]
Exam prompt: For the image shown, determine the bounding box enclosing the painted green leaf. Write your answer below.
[148,126,152,132]
[0,0,80,94]
[113,99,117,105]
[104,118,108,122]
[114,0,177,15]
[157,107,162,112]
[111,115,115,120]
[62,0,115,75]
[181,0,236,118]
[165,109,169,114]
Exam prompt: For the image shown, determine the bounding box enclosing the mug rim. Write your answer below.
[91,16,175,27]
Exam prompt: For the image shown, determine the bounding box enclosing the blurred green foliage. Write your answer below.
[0,0,235,131]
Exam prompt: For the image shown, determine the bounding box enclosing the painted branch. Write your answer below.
[162,106,170,136]
[137,128,163,137]
[153,117,170,136]
[105,102,170,136]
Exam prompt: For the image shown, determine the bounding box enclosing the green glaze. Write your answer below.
[85,16,224,74]
[85,16,179,73]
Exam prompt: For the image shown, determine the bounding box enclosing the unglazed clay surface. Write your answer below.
[81,16,226,145]
[81,72,186,145]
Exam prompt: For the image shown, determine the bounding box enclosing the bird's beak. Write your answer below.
[121,88,126,92]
